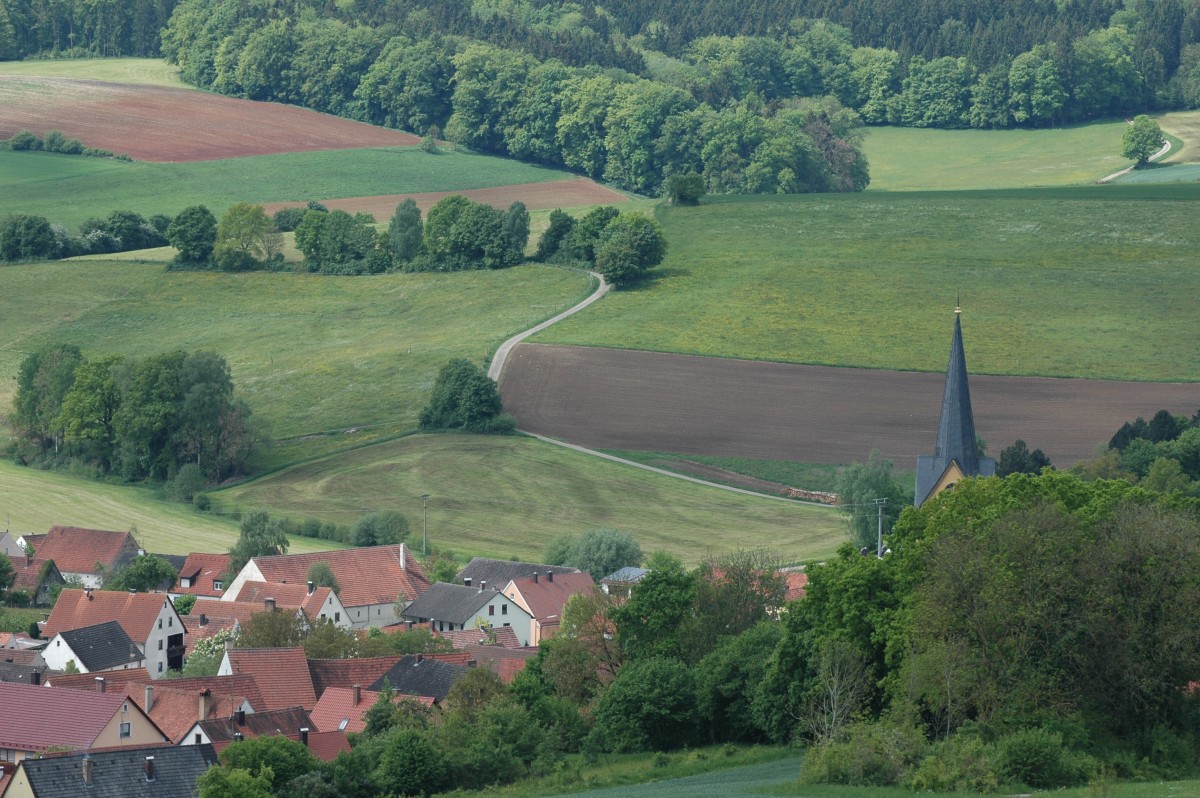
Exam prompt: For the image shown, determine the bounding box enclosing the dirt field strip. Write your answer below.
[262,178,629,219]
[0,76,418,161]
[499,344,1199,469]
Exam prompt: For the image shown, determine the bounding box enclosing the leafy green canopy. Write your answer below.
[418,359,511,433]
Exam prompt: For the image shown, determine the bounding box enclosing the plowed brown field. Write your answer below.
[262,177,628,217]
[499,344,1199,468]
[0,76,419,161]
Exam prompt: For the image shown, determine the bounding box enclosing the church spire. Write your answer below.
[914,307,995,507]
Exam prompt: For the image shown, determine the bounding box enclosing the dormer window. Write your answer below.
[213,580,223,591]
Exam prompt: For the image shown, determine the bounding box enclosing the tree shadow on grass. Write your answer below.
[620,266,690,292]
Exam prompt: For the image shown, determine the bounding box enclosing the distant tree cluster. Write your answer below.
[1,209,171,263]
[401,195,530,272]
[535,206,667,286]
[1071,408,1200,496]
[4,129,125,159]
[419,359,513,434]
[9,345,263,484]
[543,528,644,580]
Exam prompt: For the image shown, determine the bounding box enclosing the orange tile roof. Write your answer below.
[783,571,809,602]
[232,581,335,619]
[307,656,401,700]
[0,681,167,753]
[464,645,537,683]
[175,553,231,598]
[43,589,183,643]
[10,557,60,593]
[44,668,153,693]
[309,685,383,734]
[224,648,316,711]
[506,572,595,621]
[212,729,349,761]
[138,674,266,714]
[128,683,251,744]
[249,544,429,609]
[192,598,273,627]
[434,625,522,649]
[35,526,142,577]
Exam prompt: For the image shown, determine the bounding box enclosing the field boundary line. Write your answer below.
[518,430,836,508]
[488,270,609,381]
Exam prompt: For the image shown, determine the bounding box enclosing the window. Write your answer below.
[157,619,162,629]
[195,733,202,744]
[120,722,132,739]
[339,718,350,731]
[158,640,163,650]
[503,622,510,627]
[488,605,495,616]
[334,612,340,622]
[502,605,508,615]
[157,662,163,673]
[213,580,223,591]
[168,617,173,627]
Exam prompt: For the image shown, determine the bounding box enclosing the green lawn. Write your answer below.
[861,120,1133,191]
[0,459,333,556]
[215,434,845,566]
[0,148,578,229]
[0,57,185,86]
[536,187,1200,382]
[0,261,595,466]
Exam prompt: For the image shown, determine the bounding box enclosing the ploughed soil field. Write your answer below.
[499,344,1199,468]
[262,177,628,217]
[0,76,418,161]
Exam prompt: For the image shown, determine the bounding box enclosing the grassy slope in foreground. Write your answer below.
[0,147,575,230]
[536,187,1200,382]
[215,434,845,566]
[0,459,333,556]
[0,262,595,466]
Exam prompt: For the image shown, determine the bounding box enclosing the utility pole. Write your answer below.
[875,498,887,558]
[420,495,430,556]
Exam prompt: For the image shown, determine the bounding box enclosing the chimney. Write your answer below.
[236,708,245,725]
[264,597,276,612]
[547,571,554,583]
[479,580,486,593]
[138,548,146,557]
[145,685,154,713]
[299,727,310,747]
[533,572,539,584]
[24,550,32,567]
[199,613,207,627]
[463,577,472,588]
[86,588,93,601]
[307,580,315,595]
[82,756,93,786]
[198,688,211,721]
[405,621,413,631]
[400,545,406,569]
[129,588,137,595]
[95,676,106,693]
[144,756,155,782]
[416,653,424,663]
[31,669,41,686]
[352,684,361,706]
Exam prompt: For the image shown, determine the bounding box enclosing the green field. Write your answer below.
[0,148,577,229]
[0,459,334,556]
[0,261,595,465]
[536,186,1200,382]
[860,120,1133,190]
[215,434,845,565]
[1159,110,1200,163]
[0,57,185,86]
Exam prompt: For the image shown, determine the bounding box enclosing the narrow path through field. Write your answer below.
[1097,131,1172,183]
[488,271,609,381]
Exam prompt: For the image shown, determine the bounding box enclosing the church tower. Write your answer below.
[914,307,995,507]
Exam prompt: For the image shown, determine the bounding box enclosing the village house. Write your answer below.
[457,557,581,587]
[41,620,145,674]
[368,654,468,703]
[42,589,187,677]
[223,544,429,629]
[401,582,533,644]
[309,684,434,734]
[218,647,317,711]
[180,705,312,747]
[0,681,168,766]
[227,581,350,628]
[8,555,63,608]
[171,552,231,599]
[502,570,595,646]
[19,526,142,588]
[0,743,217,798]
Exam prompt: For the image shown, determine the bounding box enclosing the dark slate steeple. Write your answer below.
[914,307,995,507]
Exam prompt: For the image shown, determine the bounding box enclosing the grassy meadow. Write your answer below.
[0,459,334,555]
[537,186,1200,382]
[215,434,845,565]
[0,148,577,229]
[0,261,595,465]
[0,57,185,86]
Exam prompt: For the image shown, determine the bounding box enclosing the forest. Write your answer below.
[18,1,1200,194]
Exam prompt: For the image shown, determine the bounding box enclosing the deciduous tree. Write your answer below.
[1122,114,1165,164]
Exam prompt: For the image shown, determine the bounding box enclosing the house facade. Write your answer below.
[42,590,187,677]
[401,582,533,645]
[21,526,142,588]
[42,621,145,674]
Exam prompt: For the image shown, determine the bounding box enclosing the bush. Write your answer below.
[9,130,42,151]
[272,206,308,232]
[665,172,705,205]
[419,359,508,433]
[193,493,212,512]
[905,734,999,793]
[169,463,206,502]
[800,721,926,787]
[997,727,1074,788]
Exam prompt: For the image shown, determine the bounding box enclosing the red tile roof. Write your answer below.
[248,544,428,609]
[506,572,595,622]
[210,730,350,761]
[192,598,274,627]
[175,553,231,598]
[783,570,809,602]
[309,686,383,734]
[307,656,401,700]
[232,581,335,618]
[34,526,142,577]
[137,674,267,713]
[42,589,183,643]
[128,683,252,744]
[0,648,42,666]
[463,644,537,683]
[0,681,166,753]
[434,625,522,649]
[198,706,313,743]
[44,668,153,693]
[223,648,316,711]
[10,557,59,593]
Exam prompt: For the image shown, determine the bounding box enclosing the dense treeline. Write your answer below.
[7,345,263,483]
[0,208,170,262]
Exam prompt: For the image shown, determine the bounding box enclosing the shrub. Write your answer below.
[419,358,508,433]
[9,130,42,151]
[193,493,212,512]
[169,463,206,502]
[905,734,999,793]
[665,172,705,205]
[997,727,1071,788]
[800,721,926,787]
